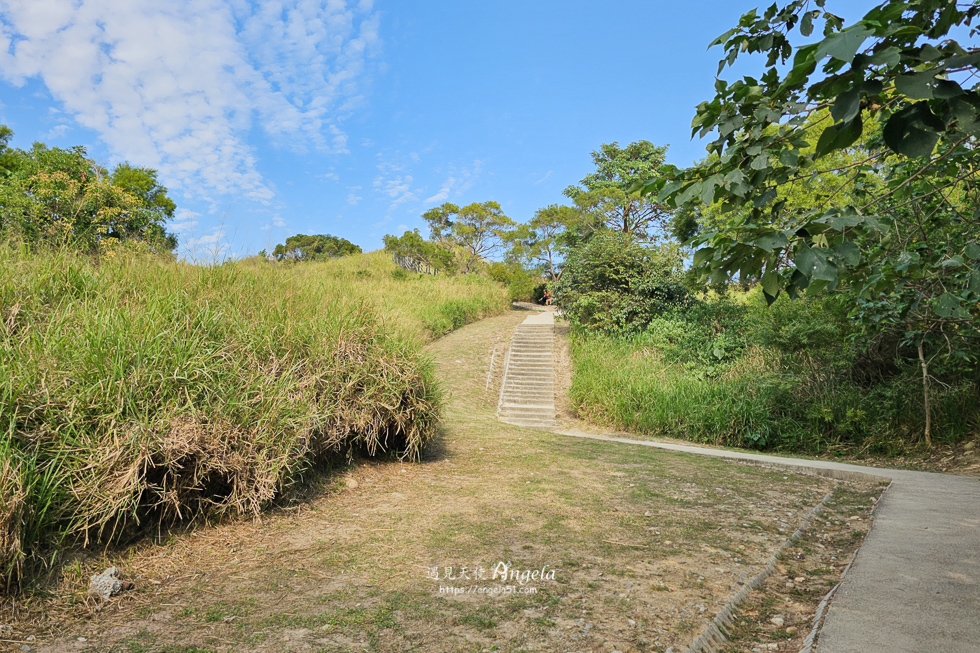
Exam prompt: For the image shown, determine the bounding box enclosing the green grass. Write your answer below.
[0,245,508,590]
[567,295,980,454]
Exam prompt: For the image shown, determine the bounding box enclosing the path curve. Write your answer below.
[495,311,979,652]
[555,430,980,652]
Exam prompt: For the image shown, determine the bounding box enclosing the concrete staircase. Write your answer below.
[497,312,555,428]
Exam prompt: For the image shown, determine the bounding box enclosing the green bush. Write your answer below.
[552,231,690,334]
[568,287,979,454]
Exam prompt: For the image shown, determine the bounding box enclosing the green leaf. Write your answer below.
[869,46,901,68]
[814,25,874,64]
[895,72,936,99]
[970,271,980,294]
[709,28,737,48]
[675,181,703,206]
[942,255,965,267]
[811,256,838,282]
[760,270,780,296]
[965,243,980,260]
[933,79,963,99]
[918,44,942,62]
[798,10,813,36]
[750,154,770,170]
[834,241,861,266]
[814,115,863,158]
[779,149,799,167]
[795,246,819,278]
[692,247,715,267]
[754,232,789,252]
[883,103,942,157]
[934,293,959,318]
[657,179,685,203]
[831,87,862,123]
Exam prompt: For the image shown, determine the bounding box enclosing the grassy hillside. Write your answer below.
[0,246,508,590]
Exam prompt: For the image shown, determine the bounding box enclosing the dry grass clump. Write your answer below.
[0,245,506,590]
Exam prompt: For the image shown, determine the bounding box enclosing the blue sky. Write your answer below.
[0,0,871,260]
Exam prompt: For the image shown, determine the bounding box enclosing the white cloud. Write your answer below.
[0,0,379,202]
[272,215,286,227]
[373,173,417,212]
[534,170,553,185]
[42,123,70,140]
[169,207,201,234]
[346,185,363,205]
[423,159,483,205]
[183,227,230,261]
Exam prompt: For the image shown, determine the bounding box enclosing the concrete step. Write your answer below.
[499,411,555,421]
[499,417,556,428]
[500,403,554,412]
[500,394,554,404]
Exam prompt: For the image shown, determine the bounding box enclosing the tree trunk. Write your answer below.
[918,338,932,447]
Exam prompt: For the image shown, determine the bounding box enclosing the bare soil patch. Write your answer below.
[1,311,883,653]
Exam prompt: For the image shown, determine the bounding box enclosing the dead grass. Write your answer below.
[0,311,883,653]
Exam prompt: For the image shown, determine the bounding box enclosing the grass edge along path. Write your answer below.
[0,247,509,591]
[0,310,872,653]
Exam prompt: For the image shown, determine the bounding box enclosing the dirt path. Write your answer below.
[4,311,879,653]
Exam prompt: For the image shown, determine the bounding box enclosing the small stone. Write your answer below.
[644,511,651,517]
[964,441,975,451]
[345,478,358,489]
[20,646,30,652]
[88,567,124,600]
[795,576,806,582]
[786,626,799,634]
[628,619,636,626]
[770,615,785,626]
[25,637,34,642]
[77,637,87,642]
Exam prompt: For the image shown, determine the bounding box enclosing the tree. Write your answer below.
[647,0,980,445]
[0,133,177,254]
[421,201,515,273]
[272,234,361,262]
[382,229,453,271]
[551,230,689,334]
[505,204,585,281]
[564,141,673,243]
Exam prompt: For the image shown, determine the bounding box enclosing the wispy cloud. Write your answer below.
[423,159,483,204]
[347,185,363,205]
[373,173,416,212]
[184,226,230,261]
[0,0,379,202]
[534,170,553,185]
[169,208,201,234]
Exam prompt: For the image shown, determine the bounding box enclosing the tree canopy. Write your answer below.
[272,233,361,262]
[0,128,178,253]
[645,0,980,444]
[420,201,515,273]
[564,141,674,243]
[504,204,585,281]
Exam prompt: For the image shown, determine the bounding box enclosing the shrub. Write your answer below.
[552,231,690,334]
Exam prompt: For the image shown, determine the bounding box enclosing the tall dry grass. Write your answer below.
[0,245,508,589]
